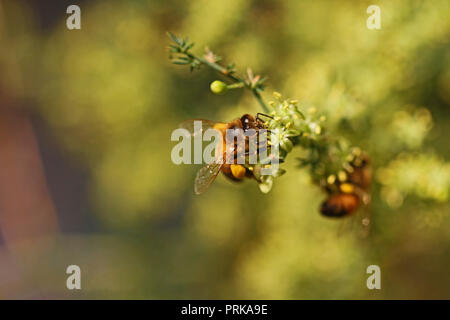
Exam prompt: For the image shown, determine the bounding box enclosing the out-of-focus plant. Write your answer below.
[24,0,450,300]
[377,153,450,207]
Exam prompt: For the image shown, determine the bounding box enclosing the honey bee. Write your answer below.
[320,193,360,217]
[180,113,269,194]
[320,154,372,218]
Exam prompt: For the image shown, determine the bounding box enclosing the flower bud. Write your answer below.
[210,80,228,95]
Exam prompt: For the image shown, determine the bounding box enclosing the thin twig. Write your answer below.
[168,32,270,113]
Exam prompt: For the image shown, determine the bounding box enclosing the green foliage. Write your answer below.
[168,32,269,112]
[378,153,450,206]
[4,0,449,299]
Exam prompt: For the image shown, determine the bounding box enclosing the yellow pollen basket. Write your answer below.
[230,164,246,179]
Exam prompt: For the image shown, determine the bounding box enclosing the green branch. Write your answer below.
[167,32,270,113]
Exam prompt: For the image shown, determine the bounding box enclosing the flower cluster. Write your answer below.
[168,33,371,211]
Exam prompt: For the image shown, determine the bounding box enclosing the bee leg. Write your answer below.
[256,113,274,119]
[256,113,274,123]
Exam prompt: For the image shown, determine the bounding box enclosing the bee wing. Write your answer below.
[179,119,226,137]
[194,162,223,195]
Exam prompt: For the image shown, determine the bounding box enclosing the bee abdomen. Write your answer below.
[320,193,359,218]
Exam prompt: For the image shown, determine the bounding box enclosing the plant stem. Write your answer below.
[252,90,270,113]
[227,83,245,89]
[189,53,240,81]
[186,52,270,113]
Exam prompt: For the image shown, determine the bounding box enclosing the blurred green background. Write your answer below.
[0,0,449,299]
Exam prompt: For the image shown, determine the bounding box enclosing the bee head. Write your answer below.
[240,114,255,130]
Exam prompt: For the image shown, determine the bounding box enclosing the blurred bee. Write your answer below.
[180,113,269,194]
[320,153,372,218]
